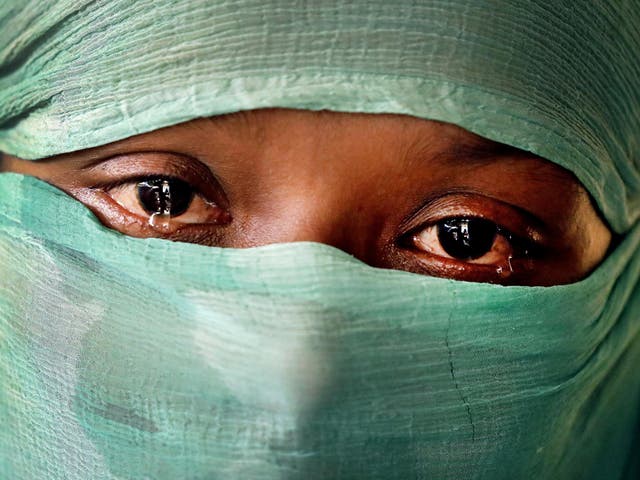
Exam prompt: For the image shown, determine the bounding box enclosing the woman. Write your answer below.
[0,1,638,478]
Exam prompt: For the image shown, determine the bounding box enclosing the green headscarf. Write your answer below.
[1,1,639,479]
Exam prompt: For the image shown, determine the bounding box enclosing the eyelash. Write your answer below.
[90,169,542,282]
[398,215,540,281]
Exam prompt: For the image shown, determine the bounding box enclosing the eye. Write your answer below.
[411,216,535,270]
[105,175,230,232]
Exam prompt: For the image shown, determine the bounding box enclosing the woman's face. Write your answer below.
[0,108,610,285]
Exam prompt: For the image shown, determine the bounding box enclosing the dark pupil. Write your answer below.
[437,218,498,260]
[137,177,194,217]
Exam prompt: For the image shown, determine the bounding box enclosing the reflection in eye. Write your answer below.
[105,175,229,232]
[137,177,193,217]
[437,217,497,260]
[412,216,535,269]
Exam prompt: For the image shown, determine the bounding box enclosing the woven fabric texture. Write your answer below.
[0,1,639,478]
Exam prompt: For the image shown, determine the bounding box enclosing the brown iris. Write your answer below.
[137,177,194,217]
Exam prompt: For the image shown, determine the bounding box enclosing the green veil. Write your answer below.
[1,1,638,478]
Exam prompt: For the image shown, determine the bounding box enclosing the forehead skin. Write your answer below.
[0,108,611,285]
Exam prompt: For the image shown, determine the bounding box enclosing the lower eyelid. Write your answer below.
[404,221,536,281]
[71,186,159,235]
[63,168,229,243]
[408,251,532,283]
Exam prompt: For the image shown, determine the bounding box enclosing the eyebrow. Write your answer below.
[433,136,535,166]
[405,127,583,204]
[400,125,536,172]
[199,110,268,141]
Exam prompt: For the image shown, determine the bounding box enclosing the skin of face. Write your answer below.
[0,108,611,286]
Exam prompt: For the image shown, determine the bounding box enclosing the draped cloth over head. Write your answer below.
[0,1,639,479]
[1,0,639,232]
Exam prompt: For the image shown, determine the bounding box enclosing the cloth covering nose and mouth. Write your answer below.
[0,1,639,479]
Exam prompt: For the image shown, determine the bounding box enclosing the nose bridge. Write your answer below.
[241,174,380,260]
[238,117,383,258]
[265,189,353,247]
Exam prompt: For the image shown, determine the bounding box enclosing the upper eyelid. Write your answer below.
[398,190,548,244]
[84,151,204,178]
[84,151,228,207]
